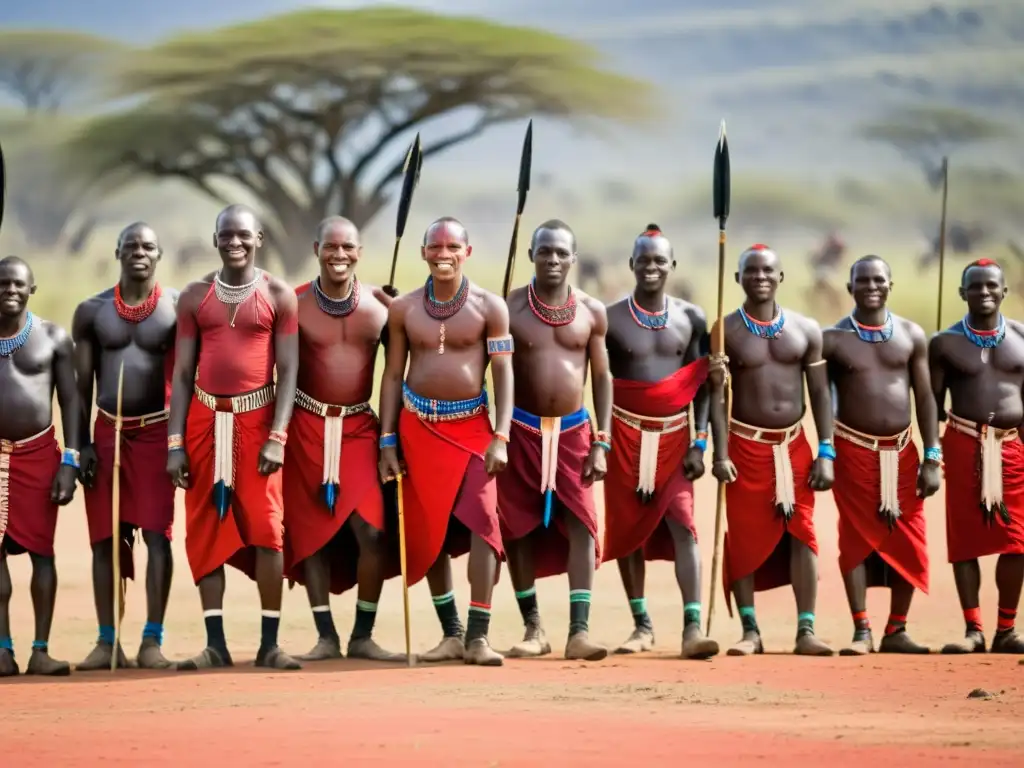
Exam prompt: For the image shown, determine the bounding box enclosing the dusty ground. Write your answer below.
[3,421,1023,766]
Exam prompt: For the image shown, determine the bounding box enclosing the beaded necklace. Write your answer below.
[0,311,34,358]
[114,282,162,324]
[215,269,262,328]
[313,276,360,318]
[628,294,668,331]
[528,279,576,327]
[739,304,785,339]
[850,311,894,343]
[961,313,1005,364]
[423,276,469,354]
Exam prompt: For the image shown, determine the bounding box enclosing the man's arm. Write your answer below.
[910,324,940,448]
[585,298,613,437]
[684,307,710,436]
[927,333,948,422]
[485,294,514,438]
[708,318,730,459]
[270,281,299,434]
[167,287,200,440]
[51,326,81,452]
[802,318,834,443]
[70,300,97,448]
[378,299,409,436]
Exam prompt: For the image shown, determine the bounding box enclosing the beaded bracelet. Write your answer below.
[61,449,80,469]
[269,430,288,446]
[593,440,612,453]
[692,430,709,452]
[817,439,836,461]
[493,431,510,443]
[923,446,942,464]
[379,432,398,450]
[595,430,611,444]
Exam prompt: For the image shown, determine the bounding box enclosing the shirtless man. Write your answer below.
[823,255,940,655]
[930,259,1024,654]
[0,256,79,676]
[166,204,301,671]
[709,244,834,656]
[603,225,719,659]
[285,216,402,662]
[378,217,512,666]
[498,219,610,662]
[72,222,178,671]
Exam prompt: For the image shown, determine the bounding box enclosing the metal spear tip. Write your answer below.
[0,138,5,232]
[713,119,731,222]
[518,120,533,193]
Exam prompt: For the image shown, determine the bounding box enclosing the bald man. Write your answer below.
[167,204,302,671]
[72,222,179,671]
[708,244,835,657]
[284,216,404,662]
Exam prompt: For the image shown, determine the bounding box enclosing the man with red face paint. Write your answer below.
[378,216,513,666]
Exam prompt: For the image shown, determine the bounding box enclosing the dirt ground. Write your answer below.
[3,422,1023,766]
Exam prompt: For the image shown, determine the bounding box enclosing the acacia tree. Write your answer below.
[67,8,653,275]
[0,30,117,112]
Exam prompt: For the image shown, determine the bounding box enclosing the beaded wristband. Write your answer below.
[379,432,398,449]
[493,431,510,443]
[61,449,80,469]
[692,430,709,452]
[817,440,836,461]
[269,430,288,446]
[595,430,611,443]
[168,433,184,449]
[593,440,612,453]
[923,446,942,463]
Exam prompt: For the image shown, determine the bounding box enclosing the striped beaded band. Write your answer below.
[592,440,611,452]
[61,449,80,469]
[924,446,942,463]
[379,432,398,449]
[693,430,709,452]
[402,382,488,422]
[269,430,288,446]
[487,335,514,356]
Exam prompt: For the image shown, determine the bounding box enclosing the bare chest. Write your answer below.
[298,301,384,350]
[94,301,176,354]
[727,324,806,368]
[408,304,485,351]
[511,310,590,353]
[0,331,55,380]
[945,334,1024,380]
[830,333,911,373]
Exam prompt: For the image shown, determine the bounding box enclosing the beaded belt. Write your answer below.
[402,382,488,423]
[194,383,276,414]
[947,412,1017,511]
[730,418,802,518]
[729,418,802,445]
[98,408,169,429]
[615,406,689,496]
[295,389,373,514]
[513,406,590,527]
[834,420,912,516]
[0,426,55,549]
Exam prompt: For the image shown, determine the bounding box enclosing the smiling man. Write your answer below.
[497,219,611,662]
[284,216,403,663]
[603,225,718,660]
[708,244,835,657]
[0,255,80,677]
[823,255,940,656]
[167,204,302,671]
[378,216,513,666]
[72,222,179,671]
[930,259,1024,654]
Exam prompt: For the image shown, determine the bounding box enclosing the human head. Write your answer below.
[735,244,782,303]
[421,217,471,284]
[528,219,576,290]
[959,258,1006,319]
[115,221,162,283]
[846,255,892,312]
[0,255,36,319]
[629,223,674,294]
[213,204,263,270]
[314,216,361,288]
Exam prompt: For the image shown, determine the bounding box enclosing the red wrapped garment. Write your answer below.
[398,408,503,586]
[721,422,817,615]
[496,408,598,579]
[0,427,61,557]
[84,411,176,580]
[833,424,928,593]
[943,418,1024,563]
[602,360,708,563]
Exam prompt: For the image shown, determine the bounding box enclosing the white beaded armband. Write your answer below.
[487,335,514,356]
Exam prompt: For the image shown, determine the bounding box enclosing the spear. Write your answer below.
[0,138,6,233]
[935,156,950,332]
[500,120,533,299]
[387,133,423,289]
[706,120,731,639]
[111,361,126,670]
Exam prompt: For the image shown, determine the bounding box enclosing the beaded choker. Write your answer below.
[628,294,668,331]
[528,279,576,327]
[850,312,893,343]
[424,276,469,354]
[0,312,34,357]
[313,276,360,317]
[739,305,784,339]
[114,283,162,324]
[961,314,1005,363]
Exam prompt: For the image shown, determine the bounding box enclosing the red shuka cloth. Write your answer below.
[184,397,283,583]
[284,408,397,595]
[0,427,60,558]
[496,417,598,578]
[398,408,503,586]
[84,414,176,580]
[943,426,1024,563]
[722,428,817,614]
[833,434,928,592]
[602,360,708,563]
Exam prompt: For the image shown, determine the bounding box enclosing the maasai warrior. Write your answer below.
[378,217,512,666]
[72,222,178,671]
[498,220,610,662]
[603,225,718,659]
[930,259,1024,654]
[166,205,302,671]
[823,255,940,655]
[0,256,79,677]
[285,216,403,662]
[708,244,835,656]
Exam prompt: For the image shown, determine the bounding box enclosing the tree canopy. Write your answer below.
[67,8,654,274]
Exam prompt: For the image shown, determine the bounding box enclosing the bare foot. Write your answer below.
[177,646,233,671]
[296,635,343,662]
[727,631,764,656]
[507,624,552,658]
[840,629,875,656]
[347,636,406,662]
[615,626,655,654]
[136,639,173,670]
[26,649,71,676]
[940,630,985,654]
[464,637,503,666]
[419,635,465,663]
[879,630,930,654]
[991,629,1024,654]
[681,625,719,660]
[255,646,302,670]
[0,648,18,677]
[76,641,129,671]
[565,631,607,661]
